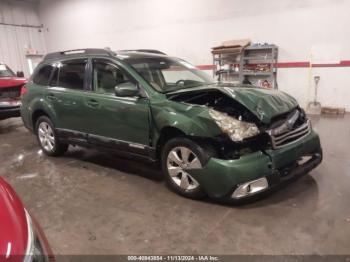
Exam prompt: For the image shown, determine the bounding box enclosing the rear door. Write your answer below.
[47,59,91,141]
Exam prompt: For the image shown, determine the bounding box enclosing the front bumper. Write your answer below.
[187,130,322,200]
[0,106,20,120]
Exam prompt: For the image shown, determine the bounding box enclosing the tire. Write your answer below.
[161,137,214,199]
[35,116,68,156]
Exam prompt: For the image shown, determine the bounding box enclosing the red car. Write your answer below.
[0,177,54,262]
[0,63,27,120]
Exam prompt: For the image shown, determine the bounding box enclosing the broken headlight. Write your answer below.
[209,109,259,142]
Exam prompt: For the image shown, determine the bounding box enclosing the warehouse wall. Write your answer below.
[37,0,350,110]
[0,0,46,77]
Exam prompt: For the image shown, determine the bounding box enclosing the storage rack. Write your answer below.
[212,44,278,89]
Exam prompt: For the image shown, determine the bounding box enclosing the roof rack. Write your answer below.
[118,49,166,55]
[44,48,115,60]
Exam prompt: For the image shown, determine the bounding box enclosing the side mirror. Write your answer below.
[115,82,139,97]
[16,71,24,77]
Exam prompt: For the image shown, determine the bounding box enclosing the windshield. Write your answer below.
[125,57,215,93]
[0,64,15,77]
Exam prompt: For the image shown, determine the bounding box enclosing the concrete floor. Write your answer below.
[0,115,349,255]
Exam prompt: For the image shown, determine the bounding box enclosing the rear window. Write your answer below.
[33,65,54,85]
[0,64,15,77]
[53,60,87,90]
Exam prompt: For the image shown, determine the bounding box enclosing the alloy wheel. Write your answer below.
[166,146,202,190]
[38,122,55,152]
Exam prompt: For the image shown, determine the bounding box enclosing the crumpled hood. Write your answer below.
[219,86,298,123]
[167,84,299,124]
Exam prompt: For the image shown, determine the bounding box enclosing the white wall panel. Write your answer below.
[37,0,350,110]
[0,0,46,77]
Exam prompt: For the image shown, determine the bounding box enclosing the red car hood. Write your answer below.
[0,77,27,88]
[0,177,27,261]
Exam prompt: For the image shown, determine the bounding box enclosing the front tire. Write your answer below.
[35,116,68,156]
[161,137,212,199]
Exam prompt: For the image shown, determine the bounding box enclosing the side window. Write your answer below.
[49,67,59,87]
[92,60,130,94]
[129,62,165,91]
[57,60,86,90]
[33,65,54,85]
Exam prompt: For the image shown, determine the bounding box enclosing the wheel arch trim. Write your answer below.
[30,100,58,130]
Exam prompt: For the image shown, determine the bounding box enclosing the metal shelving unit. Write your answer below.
[212,52,241,84]
[213,44,278,89]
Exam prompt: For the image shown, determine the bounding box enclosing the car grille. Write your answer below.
[0,86,21,99]
[267,109,311,149]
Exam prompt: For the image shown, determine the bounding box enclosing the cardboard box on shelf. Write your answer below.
[212,39,251,54]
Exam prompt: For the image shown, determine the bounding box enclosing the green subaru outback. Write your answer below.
[21,48,322,201]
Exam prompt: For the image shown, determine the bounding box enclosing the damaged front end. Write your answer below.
[166,86,322,200]
[166,88,270,160]
[0,86,22,120]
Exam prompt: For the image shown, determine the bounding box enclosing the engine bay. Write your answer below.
[167,89,260,124]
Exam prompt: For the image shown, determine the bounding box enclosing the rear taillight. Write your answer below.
[21,85,27,97]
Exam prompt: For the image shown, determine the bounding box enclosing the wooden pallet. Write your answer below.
[321,107,346,115]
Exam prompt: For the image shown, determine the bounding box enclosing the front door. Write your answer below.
[85,58,150,151]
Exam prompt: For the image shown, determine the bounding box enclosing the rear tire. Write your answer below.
[35,116,68,156]
[161,137,214,199]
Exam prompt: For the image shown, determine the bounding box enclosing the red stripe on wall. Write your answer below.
[340,60,350,66]
[277,62,310,68]
[197,60,350,70]
[197,65,215,70]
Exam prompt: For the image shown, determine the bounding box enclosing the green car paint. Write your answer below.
[165,84,299,124]
[189,151,273,198]
[219,86,299,123]
[150,100,222,138]
[187,130,321,198]
[21,50,322,200]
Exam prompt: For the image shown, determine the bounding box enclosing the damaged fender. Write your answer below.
[150,100,222,143]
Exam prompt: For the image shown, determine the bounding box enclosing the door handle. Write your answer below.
[86,99,99,107]
[47,94,57,101]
